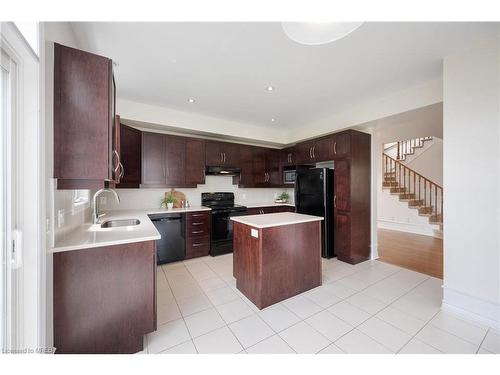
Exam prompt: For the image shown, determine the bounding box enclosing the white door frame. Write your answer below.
[0,21,43,353]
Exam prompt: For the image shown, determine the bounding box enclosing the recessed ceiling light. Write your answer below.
[188,98,196,103]
[271,118,276,122]
[266,86,275,92]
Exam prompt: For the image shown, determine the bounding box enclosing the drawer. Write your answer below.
[185,236,210,259]
[186,224,210,238]
[186,219,210,234]
[186,211,210,222]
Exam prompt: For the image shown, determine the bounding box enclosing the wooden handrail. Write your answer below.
[383,152,443,221]
[384,153,442,189]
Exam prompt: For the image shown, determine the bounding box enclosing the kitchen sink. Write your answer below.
[100,219,141,228]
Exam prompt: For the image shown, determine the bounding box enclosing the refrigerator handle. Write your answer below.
[294,174,300,209]
[334,195,337,208]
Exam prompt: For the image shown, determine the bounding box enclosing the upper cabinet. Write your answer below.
[332,131,351,159]
[205,141,240,167]
[53,43,118,189]
[117,124,141,188]
[185,138,206,186]
[141,132,205,188]
[141,132,166,187]
[280,147,296,166]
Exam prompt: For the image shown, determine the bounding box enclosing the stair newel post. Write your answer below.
[424,178,427,208]
[418,175,421,204]
[397,142,400,160]
[413,170,415,197]
[435,185,437,216]
[440,187,443,219]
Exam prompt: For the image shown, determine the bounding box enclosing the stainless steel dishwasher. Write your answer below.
[148,213,185,265]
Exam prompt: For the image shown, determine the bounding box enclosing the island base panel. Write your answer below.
[234,221,322,309]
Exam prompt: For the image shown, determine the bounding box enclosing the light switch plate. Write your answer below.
[251,228,258,238]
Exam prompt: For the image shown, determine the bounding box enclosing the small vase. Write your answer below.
[167,202,174,210]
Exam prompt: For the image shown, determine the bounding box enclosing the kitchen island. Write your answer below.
[231,212,323,309]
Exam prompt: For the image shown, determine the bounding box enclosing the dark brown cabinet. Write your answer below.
[333,131,351,159]
[280,147,295,166]
[236,145,256,187]
[185,138,206,186]
[117,124,141,188]
[246,205,295,215]
[205,141,240,166]
[185,211,211,259]
[54,43,118,189]
[266,149,281,186]
[53,241,157,353]
[333,130,371,264]
[165,135,186,186]
[141,132,166,187]
[294,140,315,164]
[294,136,335,164]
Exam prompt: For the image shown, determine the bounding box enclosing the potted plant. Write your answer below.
[276,191,290,203]
[160,194,177,210]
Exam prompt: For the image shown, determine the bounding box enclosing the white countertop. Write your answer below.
[231,212,323,229]
[50,206,210,253]
[243,202,295,208]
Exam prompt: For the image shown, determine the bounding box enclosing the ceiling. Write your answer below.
[70,22,497,130]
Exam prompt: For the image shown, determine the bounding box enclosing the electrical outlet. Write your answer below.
[57,209,65,228]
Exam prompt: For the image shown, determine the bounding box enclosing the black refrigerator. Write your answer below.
[295,167,335,258]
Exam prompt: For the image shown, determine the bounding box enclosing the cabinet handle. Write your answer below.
[309,147,312,159]
[192,243,204,247]
[192,222,203,226]
[191,214,204,217]
[224,153,227,163]
[119,162,124,180]
[112,150,120,174]
[334,142,337,155]
[220,152,223,163]
[334,195,337,208]
[192,230,204,234]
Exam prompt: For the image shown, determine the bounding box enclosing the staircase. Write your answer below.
[383,152,443,228]
[385,136,434,161]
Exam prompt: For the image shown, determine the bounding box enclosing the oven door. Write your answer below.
[210,209,248,255]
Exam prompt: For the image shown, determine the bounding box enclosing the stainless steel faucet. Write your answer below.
[92,188,121,224]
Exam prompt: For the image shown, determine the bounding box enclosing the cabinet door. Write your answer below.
[294,141,314,164]
[238,145,255,187]
[165,135,186,186]
[266,149,281,186]
[333,131,351,159]
[54,43,112,184]
[313,136,334,162]
[205,141,223,166]
[252,148,267,185]
[117,125,141,188]
[222,142,241,166]
[185,138,206,186]
[334,213,351,260]
[142,132,166,186]
[280,147,295,166]
[334,159,351,212]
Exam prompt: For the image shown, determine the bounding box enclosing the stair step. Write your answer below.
[382,182,399,188]
[399,193,416,201]
[390,187,407,194]
[408,199,424,207]
[429,214,443,225]
[418,206,434,216]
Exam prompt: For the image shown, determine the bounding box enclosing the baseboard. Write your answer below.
[442,286,500,330]
[378,219,440,237]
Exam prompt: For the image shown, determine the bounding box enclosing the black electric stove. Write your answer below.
[201,192,247,256]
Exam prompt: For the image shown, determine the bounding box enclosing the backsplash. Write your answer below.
[100,176,295,210]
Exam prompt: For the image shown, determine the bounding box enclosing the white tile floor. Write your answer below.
[145,254,499,354]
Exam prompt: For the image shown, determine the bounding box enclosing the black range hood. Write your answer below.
[206,166,241,176]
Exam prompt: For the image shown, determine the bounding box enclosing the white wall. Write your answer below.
[100,176,294,211]
[442,38,500,328]
[290,79,443,143]
[117,98,287,145]
[406,138,443,186]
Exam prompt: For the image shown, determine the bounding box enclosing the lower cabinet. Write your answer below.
[53,241,156,354]
[185,211,211,259]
